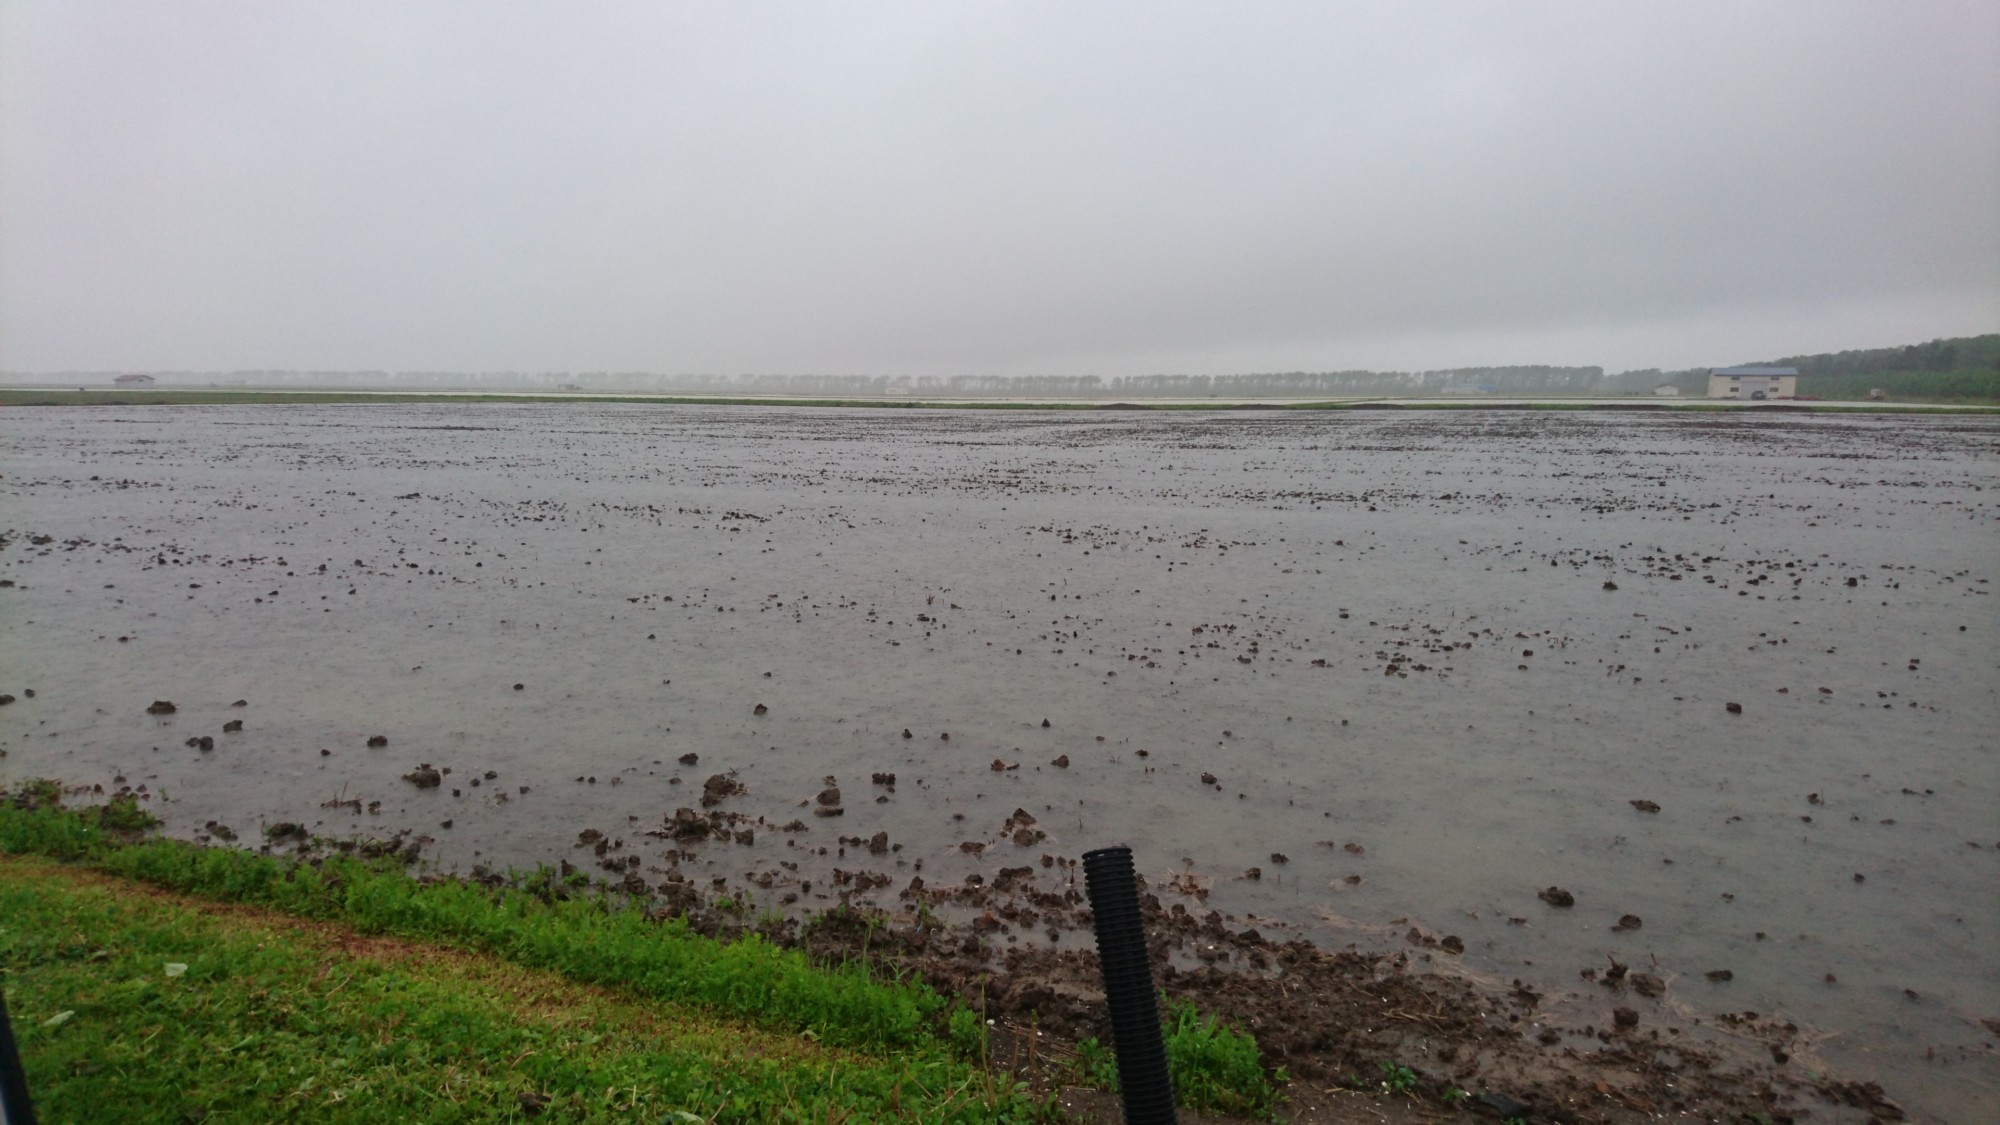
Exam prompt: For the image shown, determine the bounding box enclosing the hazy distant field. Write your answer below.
[6,384,1997,414]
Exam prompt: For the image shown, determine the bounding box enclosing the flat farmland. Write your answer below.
[3,403,1994,1119]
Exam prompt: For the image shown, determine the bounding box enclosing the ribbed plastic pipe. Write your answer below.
[1082,845,1178,1124]
[0,983,38,1125]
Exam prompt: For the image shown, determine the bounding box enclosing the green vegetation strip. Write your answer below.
[0,797,932,1051]
[0,856,1038,1122]
[0,792,1050,1122]
[2,791,1289,1119]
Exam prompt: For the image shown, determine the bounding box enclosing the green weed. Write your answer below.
[948,1003,990,1059]
[1071,1035,1120,1090]
[1162,998,1285,1118]
[92,794,160,833]
[1379,1060,1419,1093]
[1070,999,1286,1119]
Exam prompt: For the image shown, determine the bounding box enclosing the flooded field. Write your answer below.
[3,403,1995,1117]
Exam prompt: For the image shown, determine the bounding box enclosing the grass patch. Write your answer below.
[0,791,928,1052]
[0,788,1296,1120]
[0,786,1056,1121]
[1067,998,1285,1120]
[0,856,1041,1122]
[1161,999,1285,1118]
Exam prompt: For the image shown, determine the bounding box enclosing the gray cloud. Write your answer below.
[3,1,1995,375]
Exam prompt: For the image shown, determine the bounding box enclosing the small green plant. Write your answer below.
[1071,1036,1120,1091]
[947,1003,987,1057]
[93,794,160,833]
[1378,1060,1418,1093]
[1162,998,1284,1119]
[815,902,853,927]
[8,778,65,809]
[1058,998,1288,1117]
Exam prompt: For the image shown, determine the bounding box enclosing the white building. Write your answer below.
[1652,384,1680,397]
[1707,366,1798,400]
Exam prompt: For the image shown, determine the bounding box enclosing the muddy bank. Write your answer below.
[797,893,1910,1123]
[31,774,1896,1124]
[64,783,1904,1124]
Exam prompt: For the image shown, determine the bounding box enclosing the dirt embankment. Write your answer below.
[673,871,1905,1123]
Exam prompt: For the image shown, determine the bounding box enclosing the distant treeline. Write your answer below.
[10,334,1995,401]
[1615,335,2000,402]
[5,365,1608,397]
[1103,366,1609,395]
[1766,335,1999,402]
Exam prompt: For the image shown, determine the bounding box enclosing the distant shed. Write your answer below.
[113,374,156,385]
[1652,384,1680,397]
[1707,366,1797,400]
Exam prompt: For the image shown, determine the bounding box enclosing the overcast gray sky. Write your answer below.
[3,1,1995,376]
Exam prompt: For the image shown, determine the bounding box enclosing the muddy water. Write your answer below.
[3,404,1995,1116]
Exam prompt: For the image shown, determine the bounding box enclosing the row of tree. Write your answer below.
[1756,335,2000,402]
[13,335,1994,401]
[1609,335,2000,402]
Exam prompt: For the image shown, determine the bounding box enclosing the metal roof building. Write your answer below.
[1707,366,1798,400]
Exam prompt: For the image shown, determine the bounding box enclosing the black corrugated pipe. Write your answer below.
[0,979,38,1125]
[1083,845,1178,1124]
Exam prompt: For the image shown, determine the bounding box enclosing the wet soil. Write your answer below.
[2,403,1995,1119]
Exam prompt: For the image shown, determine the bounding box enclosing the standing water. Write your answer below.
[2,403,1995,1118]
